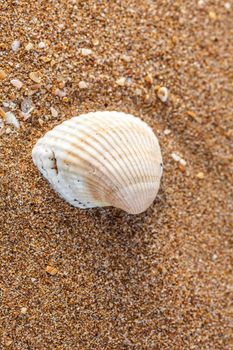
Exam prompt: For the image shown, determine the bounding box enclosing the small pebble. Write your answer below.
[78,81,88,89]
[25,42,33,51]
[21,97,33,114]
[121,54,131,62]
[224,2,231,10]
[179,158,187,166]
[116,77,126,86]
[21,307,27,314]
[55,88,67,97]
[29,71,42,83]
[0,69,7,80]
[46,265,58,276]
[198,0,205,6]
[11,40,20,52]
[157,86,169,102]
[10,79,23,89]
[3,101,16,109]
[179,163,186,173]
[145,73,153,85]
[5,127,12,134]
[81,48,93,56]
[164,129,171,135]
[93,38,99,46]
[209,11,217,20]
[38,41,46,49]
[5,112,20,128]
[171,153,181,162]
[196,172,205,179]
[0,107,6,118]
[50,107,58,118]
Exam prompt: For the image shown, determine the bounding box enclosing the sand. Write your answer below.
[0,0,232,349]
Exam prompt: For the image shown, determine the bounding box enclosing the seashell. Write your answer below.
[32,111,163,214]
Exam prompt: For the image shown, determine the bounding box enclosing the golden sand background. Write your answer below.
[0,1,232,349]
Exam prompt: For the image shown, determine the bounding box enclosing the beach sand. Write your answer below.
[0,1,232,349]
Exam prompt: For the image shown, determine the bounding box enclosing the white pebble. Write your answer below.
[50,107,58,118]
[38,41,46,49]
[116,77,126,86]
[5,112,20,129]
[10,79,23,89]
[171,153,181,162]
[164,129,171,135]
[12,40,20,52]
[179,158,187,166]
[25,42,34,51]
[198,0,205,6]
[3,101,16,109]
[224,2,231,10]
[81,48,93,56]
[5,127,12,134]
[78,81,88,89]
[157,87,169,102]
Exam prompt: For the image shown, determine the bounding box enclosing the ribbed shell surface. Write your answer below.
[32,111,163,214]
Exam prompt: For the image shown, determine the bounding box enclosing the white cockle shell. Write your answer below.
[32,111,163,214]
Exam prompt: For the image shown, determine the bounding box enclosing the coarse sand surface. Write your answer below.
[0,1,232,349]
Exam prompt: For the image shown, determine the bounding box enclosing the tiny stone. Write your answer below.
[11,40,20,52]
[0,69,7,80]
[25,42,33,51]
[5,112,20,128]
[21,307,27,314]
[93,38,99,46]
[121,54,131,62]
[3,101,16,109]
[81,48,93,56]
[38,118,44,126]
[31,278,36,282]
[58,81,65,89]
[5,127,12,134]
[224,2,231,10]
[179,163,186,173]
[41,56,51,63]
[157,86,169,102]
[46,265,58,276]
[0,107,6,118]
[179,158,187,166]
[78,81,88,89]
[116,77,126,86]
[29,71,42,83]
[212,254,217,261]
[50,107,58,118]
[21,97,33,114]
[164,129,171,135]
[209,11,217,20]
[198,0,205,6]
[31,83,41,90]
[55,88,67,97]
[171,152,181,162]
[38,41,46,49]
[145,73,153,85]
[10,79,23,89]
[196,172,205,179]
